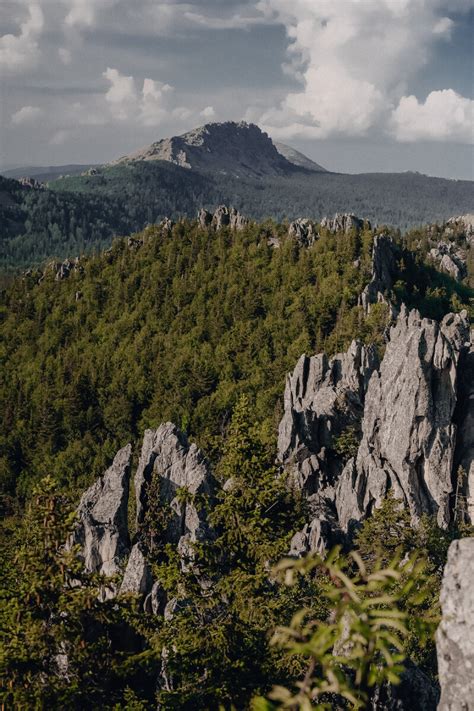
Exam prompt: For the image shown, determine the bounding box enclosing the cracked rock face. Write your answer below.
[135,422,215,547]
[337,306,470,529]
[436,538,474,711]
[281,304,472,552]
[359,234,398,314]
[72,444,131,576]
[278,340,378,496]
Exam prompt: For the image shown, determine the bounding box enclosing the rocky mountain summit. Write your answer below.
[112,121,326,178]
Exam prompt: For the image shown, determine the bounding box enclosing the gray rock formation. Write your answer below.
[359,235,398,314]
[127,236,143,250]
[113,121,299,178]
[198,205,248,232]
[229,207,249,231]
[320,213,369,234]
[72,444,131,576]
[289,495,343,556]
[120,543,152,595]
[278,341,378,492]
[160,217,175,235]
[273,141,327,172]
[436,537,474,711]
[429,242,467,281]
[288,218,316,246]
[212,205,230,230]
[18,176,43,189]
[445,213,474,243]
[336,307,470,529]
[280,304,472,548]
[53,257,83,281]
[134,422,215,549]
[198,208,213,229]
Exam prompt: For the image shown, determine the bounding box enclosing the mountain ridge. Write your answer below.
[110,121,327,177]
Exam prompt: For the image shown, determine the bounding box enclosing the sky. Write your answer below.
[0,0,473,178]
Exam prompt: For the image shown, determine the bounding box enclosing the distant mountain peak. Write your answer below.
[111,121,326,177]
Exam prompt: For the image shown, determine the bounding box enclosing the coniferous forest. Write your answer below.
[1,213,473,709]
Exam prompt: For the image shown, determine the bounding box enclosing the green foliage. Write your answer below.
[150,398,308,709]
[1,220,381,500]
[333,426,360,460]
[1,163,473,269]
[254,547,434,711]
[0,476,153,709]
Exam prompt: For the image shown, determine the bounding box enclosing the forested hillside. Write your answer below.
[1,215,473,709]
[1,160,473,269]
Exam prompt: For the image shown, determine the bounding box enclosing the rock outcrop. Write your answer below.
[429,242,467,281]
[160,217,175,235]
[337,307,469,529]
[359,235,398,314]
[198,205,248,231]
[445,213,474,243]
[134,423,215,543]
[320,213,369,234]
[278,340,378,496]
[436,537,474,711]
[280,304,472,552]
[288,218,316,246]
[72,422,216,609]
[72,444,132,576]
[48,257,84,281]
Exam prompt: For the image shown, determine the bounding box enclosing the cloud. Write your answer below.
[140,78,174,126]
[64,0,119,28]
[11,105,43,125]
[103,67,137,120]
[0,3,44,73]
[255,0,474,142]
[391,89,474,143]
[201,106,216,119]
[102,67,205,127]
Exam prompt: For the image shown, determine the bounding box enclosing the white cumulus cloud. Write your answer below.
[102,66,214,128]
[0,3,44,73]
[11,105,43,125]
[256,0,474,143]
[391,89,474,143]
[103,67,137,120]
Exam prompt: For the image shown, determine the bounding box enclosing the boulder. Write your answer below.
[436,537,474,711]
[72,444,131,575]
[429,242,467,281]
